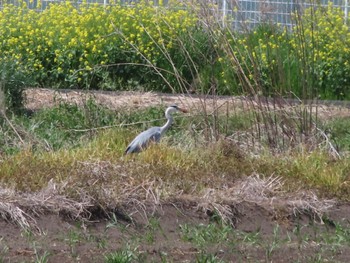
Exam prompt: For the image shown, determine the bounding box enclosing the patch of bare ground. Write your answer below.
[24,88,350,119]
[24,88,240,114]
[1,201,350,262]
[0,173,349,262]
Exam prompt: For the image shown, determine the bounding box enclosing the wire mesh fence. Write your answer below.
[0,0,348,30]
[226,0,348,30]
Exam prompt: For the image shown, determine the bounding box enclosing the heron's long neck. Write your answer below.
[160,111,173,135]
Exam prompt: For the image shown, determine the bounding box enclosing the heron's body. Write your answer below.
[124,105,187,154]
[125,126,162,154]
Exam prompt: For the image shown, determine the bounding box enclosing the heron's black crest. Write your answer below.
[170,105,179,109]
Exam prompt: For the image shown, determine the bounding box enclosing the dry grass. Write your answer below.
[1,90,350,232]
[0,180,94,233]
[0,170,337,232]
[0,126,346,232]
[196,173,336,225]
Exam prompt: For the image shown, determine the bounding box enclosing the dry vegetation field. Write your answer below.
[0,88,350,263]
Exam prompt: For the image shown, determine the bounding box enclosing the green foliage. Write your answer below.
[34,248,50,263]
[0,2,204,92]
[0,238,9,263]
[215,3,350,100]
[324,117,350,152]
[331,223,350,245]
[2,102,350,199]
[17,100,118,150]
[0,103,187,154]
[195,253,226,263]
[104,245,141,263]
[143,217,163,244]
[0,58,32,113]
[180,223,232,248]
[294,3,350,99]
[243,24,298,96]
[0,2,349,99]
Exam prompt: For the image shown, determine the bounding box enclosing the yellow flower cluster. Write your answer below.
[227,26,289,88]
[251,28,287,71]
[291,2,350,98]
[222,2,350,98]
[0,1,198,87]
[292,2,350,65]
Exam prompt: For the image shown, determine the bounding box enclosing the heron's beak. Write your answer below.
[179,107,188,113]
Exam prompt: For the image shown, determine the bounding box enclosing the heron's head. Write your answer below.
[168,105,188,113]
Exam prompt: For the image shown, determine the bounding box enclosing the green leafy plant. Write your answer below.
[180,223,232,248]
[0,58,31,113]
[295,3,350,99]
[65,229,83,257]
[104,244,142,263]
[195,253,226,263]
[0,238,9,262]
[33,244,50,263]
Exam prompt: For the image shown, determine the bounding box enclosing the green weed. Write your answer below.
[195,253,226,263]
[21,228,35,242]
[264,225,281,261]
[104,244,143,263]
[17,100,118,150]
[0,238,9,262]
[0,58,32,113]
[238,229,261,246]
[180,223,233,249]
[65,229,83,257]
[324,117,350,152]
[33,244,50,263]
[143,217,163,244]
[106,213,120,230]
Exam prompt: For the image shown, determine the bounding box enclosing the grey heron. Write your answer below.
[125,105,188,154]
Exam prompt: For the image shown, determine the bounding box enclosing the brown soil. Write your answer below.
[24,88,240,112]
[1,88,350,262]
[1,202,350,262]
[24,88,350,119]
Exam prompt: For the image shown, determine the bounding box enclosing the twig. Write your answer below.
[0,110,25,145]
[68,101,231,133]
[67,115,190,132]
[316,127,340,159]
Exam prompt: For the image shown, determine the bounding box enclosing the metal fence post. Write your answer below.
[222,0,227,27]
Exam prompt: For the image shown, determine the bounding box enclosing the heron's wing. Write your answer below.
[125,127,162,154]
